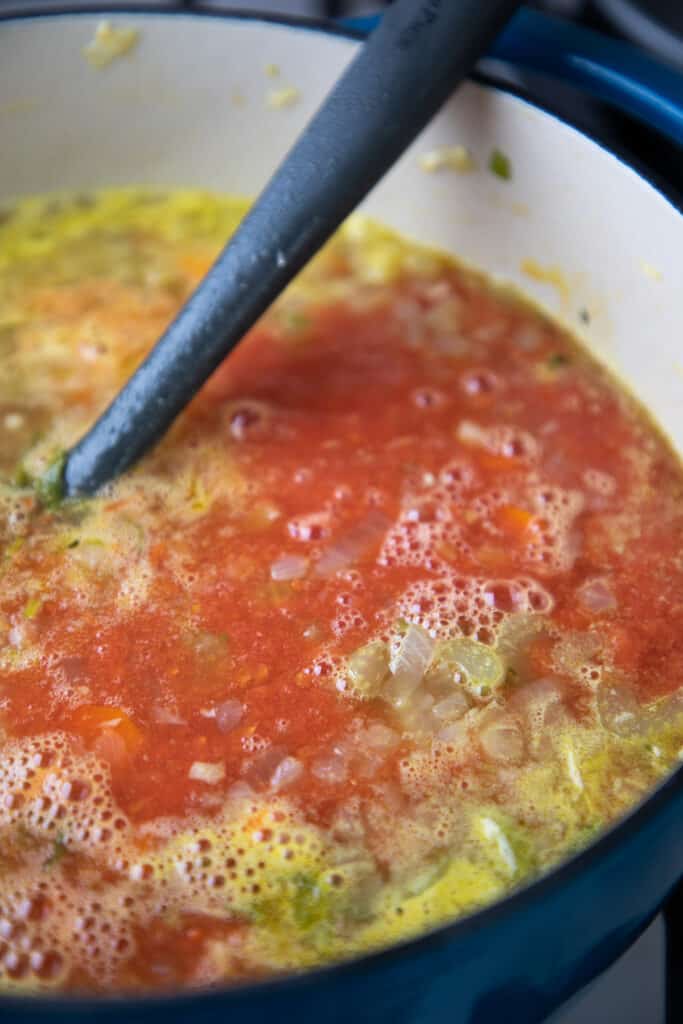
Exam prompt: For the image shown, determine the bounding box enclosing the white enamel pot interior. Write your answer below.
[0,12,682,453]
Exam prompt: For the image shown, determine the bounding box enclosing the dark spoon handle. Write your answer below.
[64,0,519,496]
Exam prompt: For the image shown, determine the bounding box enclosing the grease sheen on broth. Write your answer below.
[0,190,682,993]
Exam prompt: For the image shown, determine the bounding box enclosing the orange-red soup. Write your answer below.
[0,190,682,993]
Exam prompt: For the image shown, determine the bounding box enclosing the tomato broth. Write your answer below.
[0,190,682,993]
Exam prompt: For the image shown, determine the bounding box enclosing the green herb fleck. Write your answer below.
[23,595,42,620]
[14,464,32,489]
[547,352,571,369]
[35,452,67,510]
[489,148,512,181]
[579,307,591,325]
[44,834,68,868]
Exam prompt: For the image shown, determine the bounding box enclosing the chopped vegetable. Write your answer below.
[314,510,389,577]
[266,86,300,110]
[478,817,517,875]
[83,21,139,68]
[385,624,435,708]
[270,554,309,581]
[35,451,67,509]
[0,186,681,995]
[270,756,304,790]
[189,761,225,785]
[23,595,42,619]
[426,639,504,701]
[345,640,390,699]
[44,834,68,868]
[489,146,509,180]
[480,715,524,764]
[418,145,475,174]
[488,148,512,180]
[546,352,570,369]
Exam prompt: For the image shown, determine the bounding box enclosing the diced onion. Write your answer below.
[437,719,468,744]
[311,753,348,784]
[386,624,435,708]
[456,420,486,447]
[346,640,390,699]
[479,817,517,876]
[151,704,186,726]
[418,145,475,174]
[270,756,303,791]
[427,638,504,700]
[361,723,399,750]
[215,699,244,734]
[432,691,469,722]
[314,510,389,577]
[598,683,640,736]
[227,780,254,802]
[245,746,287,786]
[577,577,616,613]
[480,716,524,764]
[566,747,584,791]
[270,554,309,581]
[189,761,225,785]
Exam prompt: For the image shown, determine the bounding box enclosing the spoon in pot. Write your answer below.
[62,0,520,498]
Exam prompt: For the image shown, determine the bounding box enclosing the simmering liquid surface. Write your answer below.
[0,190,682,993]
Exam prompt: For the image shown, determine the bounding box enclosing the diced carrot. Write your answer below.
[70,704,143,756]
[479,454,516,473]
[244,807,271,833]
[496,504,535,537]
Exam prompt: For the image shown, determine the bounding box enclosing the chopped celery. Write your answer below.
[426,638,504,700]
[23,596,42,620]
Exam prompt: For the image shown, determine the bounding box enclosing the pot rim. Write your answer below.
[0,5,681,1011]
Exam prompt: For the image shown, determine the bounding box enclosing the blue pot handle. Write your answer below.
[340,6,683,147]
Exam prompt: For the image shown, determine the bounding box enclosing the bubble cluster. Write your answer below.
[0,732,347,991]
[391,569,553,644]
[524,484,585,573]
[456,419,540,461]
[379,459,476,570]
[331,590,367,638]
[0,733,129,850]
[0,734,134,989]
[0,868,135,990]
